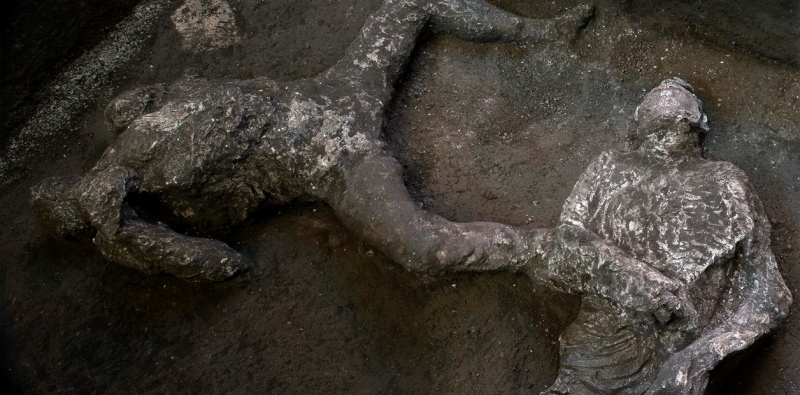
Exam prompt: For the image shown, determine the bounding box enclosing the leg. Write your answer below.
[426,0,554,43]
[104,83,167,133]
[427,1,594,43]
[321,0,593,110]
[105,218,250,282]
[78,164,250,281]
[328,154,536,274]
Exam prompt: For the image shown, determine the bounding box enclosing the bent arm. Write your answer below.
[529,151,690,318]
[527,223,688,320]
[646,192,792,395]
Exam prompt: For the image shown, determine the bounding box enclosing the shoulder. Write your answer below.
[577,150,626,178]
[702,159,749,180]
[699,159,765,236]
[699,160,755,199]
[559,150,624,225]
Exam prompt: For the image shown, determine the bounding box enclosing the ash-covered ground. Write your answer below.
[2,0,798,393]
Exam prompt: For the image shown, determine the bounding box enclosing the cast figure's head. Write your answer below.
[634,78,709,155]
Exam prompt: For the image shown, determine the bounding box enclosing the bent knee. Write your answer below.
[31,176,93,239]
[105,84,166,132]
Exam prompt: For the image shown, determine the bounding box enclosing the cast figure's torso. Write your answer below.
[579,151,752,282]
[566,151,753,272]
[257,80,384,196]
[566,150,757,331]
[96,77,384,229]
[553,149,759,393]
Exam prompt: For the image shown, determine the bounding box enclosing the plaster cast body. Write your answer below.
[31,0,593,281]
[30,1,789,392]
[524,80,792,394]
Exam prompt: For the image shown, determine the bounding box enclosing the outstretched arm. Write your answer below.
[328,154,537,275]
[528,223,692,322]
[645,184,792,395]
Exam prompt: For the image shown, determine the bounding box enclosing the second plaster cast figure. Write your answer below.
[540,80,790,394]
[456,79,791,394]
[31,0,594,281]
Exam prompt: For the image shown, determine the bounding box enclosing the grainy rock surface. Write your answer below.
[1,0,798,394]
[171,0,241,52]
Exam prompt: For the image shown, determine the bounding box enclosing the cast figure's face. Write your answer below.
[635,79,708,132]
[634,79,709,154]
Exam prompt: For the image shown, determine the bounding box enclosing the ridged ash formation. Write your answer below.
[30,0,593,282]
[517,79,791,394]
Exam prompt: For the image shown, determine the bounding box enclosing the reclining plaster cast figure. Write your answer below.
[540,79,792,394]
[29,0,789,391]
[31,0,595,281]
[454,79,792,394]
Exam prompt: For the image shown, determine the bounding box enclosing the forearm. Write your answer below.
[647,254,792,394]
[647,306,782,395]
[443,225,547,273]
[684,266,792,371]
[538,223,684,316]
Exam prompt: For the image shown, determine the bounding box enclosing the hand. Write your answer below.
[595,253,698,329]
[640,269,698,329]
[435,222,534,273]
[645,350,709,395]
[650,283,697,328]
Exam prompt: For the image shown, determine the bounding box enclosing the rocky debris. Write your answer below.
[171,0,241,52]
[0,0,180,190]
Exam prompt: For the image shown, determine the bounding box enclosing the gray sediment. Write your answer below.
[0,0,179,189]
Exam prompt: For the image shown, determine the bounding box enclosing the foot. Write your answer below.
[435,222,536,273]
[554,4,595,41]
[31,176,93,240]
[113,219,253,282]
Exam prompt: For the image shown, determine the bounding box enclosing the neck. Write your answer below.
[638,119,702,159]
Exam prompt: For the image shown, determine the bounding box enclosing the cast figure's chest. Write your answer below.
[266,92,375,181]
[589,164,746,283]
